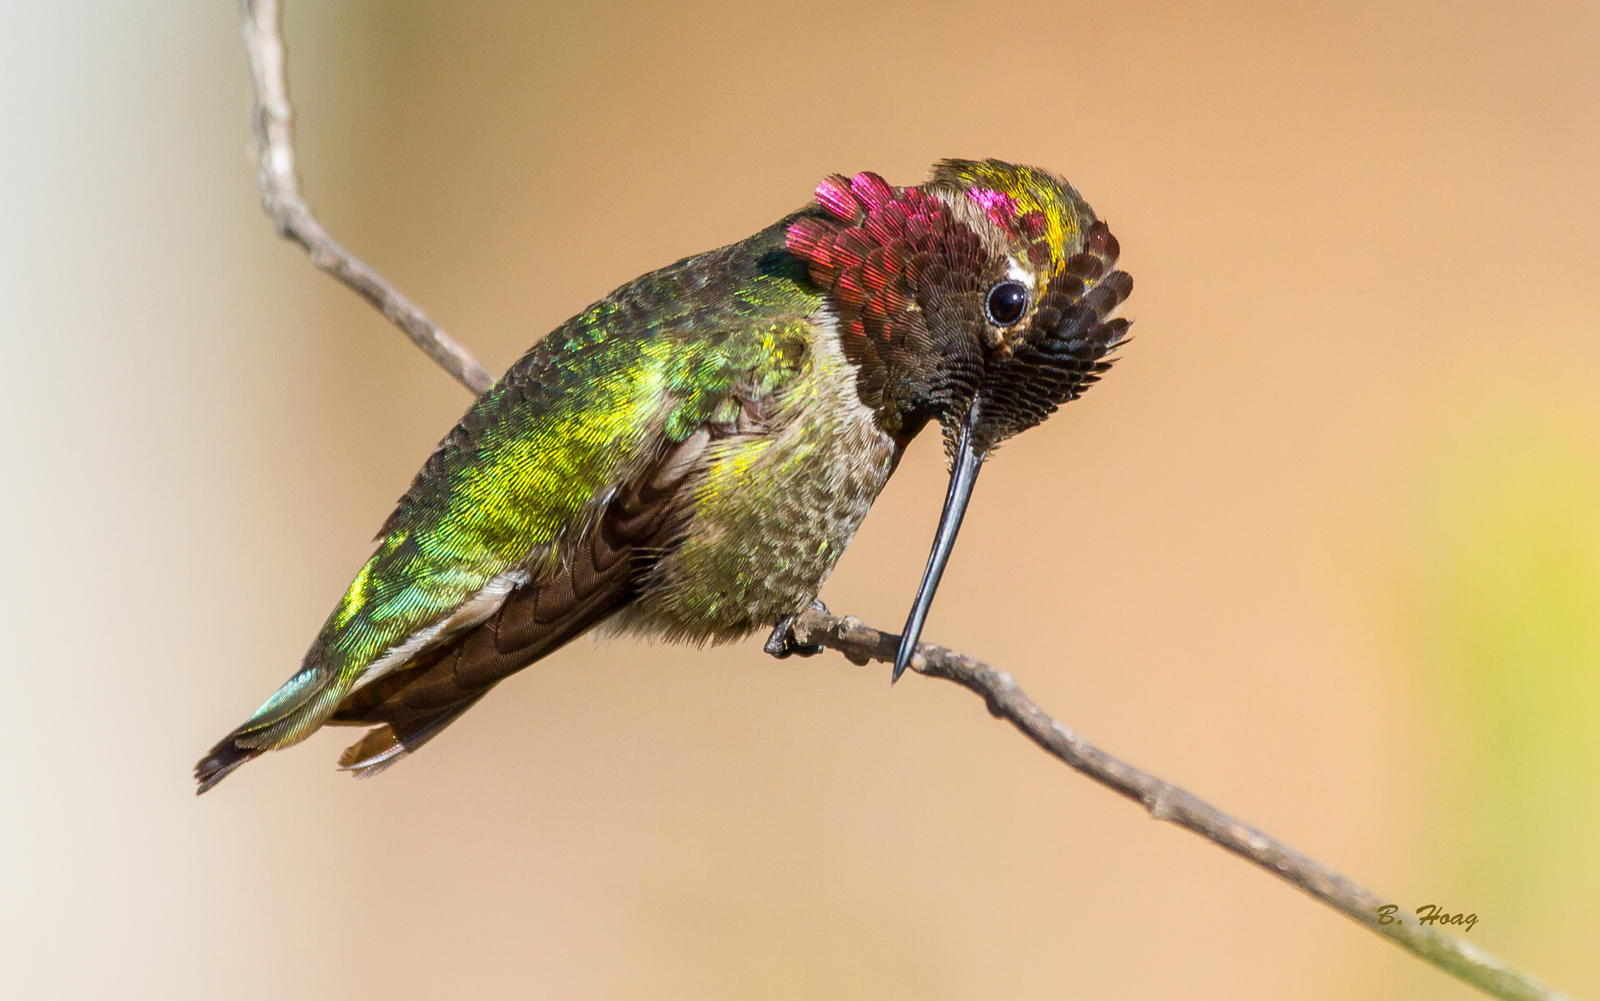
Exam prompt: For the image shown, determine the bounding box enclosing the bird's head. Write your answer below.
[786,159,1134,678]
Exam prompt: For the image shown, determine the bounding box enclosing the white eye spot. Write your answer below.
[1006,255,1035,290]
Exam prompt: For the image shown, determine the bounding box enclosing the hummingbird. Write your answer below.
[195,158,1132,793]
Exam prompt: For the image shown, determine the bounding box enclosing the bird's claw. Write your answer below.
[763,599,829,659]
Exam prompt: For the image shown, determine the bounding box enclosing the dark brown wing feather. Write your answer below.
[326,433,701,776]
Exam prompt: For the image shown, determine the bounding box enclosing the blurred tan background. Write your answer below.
[3,1,1598,998]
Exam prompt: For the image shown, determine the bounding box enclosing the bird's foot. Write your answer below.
[763,599,829,659]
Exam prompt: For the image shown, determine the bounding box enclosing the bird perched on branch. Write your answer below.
[196,158,1133,792]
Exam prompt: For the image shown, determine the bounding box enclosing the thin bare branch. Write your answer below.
[235,6,1571,1000]
[788,608,1570,1001]
[239,0,495,394]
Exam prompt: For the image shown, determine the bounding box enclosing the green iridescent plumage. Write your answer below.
[326,223,819,675]
[196,160,1133,791]
[197,218,848,784]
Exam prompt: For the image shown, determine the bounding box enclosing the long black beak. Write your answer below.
[893,402,985,681]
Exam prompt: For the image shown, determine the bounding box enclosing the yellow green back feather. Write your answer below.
[314,218,822,681]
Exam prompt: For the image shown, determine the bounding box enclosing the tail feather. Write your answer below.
[193,741,263,795]
[193,667,342,794]
[336,693,490,779]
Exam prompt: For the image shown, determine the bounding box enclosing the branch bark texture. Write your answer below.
[241,0,494,394]
[788,609,1569,1001]
[237,3,1570,1000]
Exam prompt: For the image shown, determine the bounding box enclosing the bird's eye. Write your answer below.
[985,280,1029,326]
